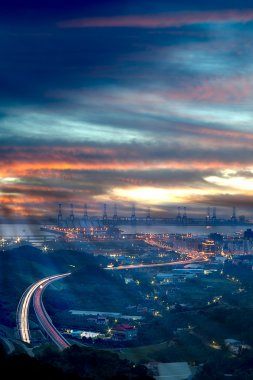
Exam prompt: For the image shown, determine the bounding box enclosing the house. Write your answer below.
[111,324,137,341]
[224,338,251,354]
[96,316,109,325]
[87,315,109,325]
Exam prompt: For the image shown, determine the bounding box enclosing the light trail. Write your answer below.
[33,276,71,350]
[16,273,71,345]
[105,257,207,270]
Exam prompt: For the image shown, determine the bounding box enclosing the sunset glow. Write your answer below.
[1,1,253,218]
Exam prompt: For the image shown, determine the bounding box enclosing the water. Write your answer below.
[0,224,55,238]
[0,223,250,239]
[120,224,249,236]
[0,224,58,247]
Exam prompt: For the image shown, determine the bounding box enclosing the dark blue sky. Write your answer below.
[1,0,253,218]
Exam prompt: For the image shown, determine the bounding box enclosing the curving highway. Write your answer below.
[33,276,71,350]
[16,273,71,347]
[16,255,206,349]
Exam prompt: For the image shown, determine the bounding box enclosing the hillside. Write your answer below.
[0,246,139,327]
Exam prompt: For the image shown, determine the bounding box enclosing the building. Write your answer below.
[156,269,204,284]
[214,255,226,264]
[111,324,137,341]
[244,229,253,239]
[224,339,251,355]
[202,239,216,254]
[69,310,121,318]
[66,330,100,339]
[87,315,109,325]
[156,273,174,283]
[146,362,193,380]
[172,268,204,275]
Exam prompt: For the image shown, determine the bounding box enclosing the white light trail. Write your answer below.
[16,273,71,344]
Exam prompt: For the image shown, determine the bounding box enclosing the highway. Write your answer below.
[16,273,71,346]
[16,256,205,349]
[33,276,71,350]
[105,257,207,270]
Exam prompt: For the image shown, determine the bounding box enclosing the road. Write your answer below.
[105,257,207,270]
[16,273,71,346]
[33,276,71,350]
[16,256,205,349]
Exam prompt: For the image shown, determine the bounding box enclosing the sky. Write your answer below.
[1,0,253,219]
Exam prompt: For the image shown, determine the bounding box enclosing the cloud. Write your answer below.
[58,10,253,29]
[2,2,253,217]
[187,193,253,211]
[160,75,253,104]
[204,174,253,191]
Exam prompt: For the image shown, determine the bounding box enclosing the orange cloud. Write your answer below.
[1,143,253,217]
[1,159,252,178]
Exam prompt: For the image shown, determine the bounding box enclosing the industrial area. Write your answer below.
[52,203,251,228]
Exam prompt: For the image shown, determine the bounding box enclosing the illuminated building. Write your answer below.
[202,240,215,254]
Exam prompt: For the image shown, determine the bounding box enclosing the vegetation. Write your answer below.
[195,351,253,380]
[0,343,153,380]
[0,245,141,326]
